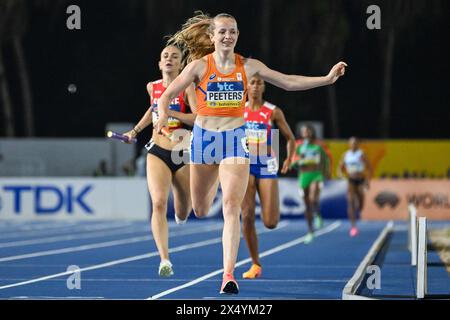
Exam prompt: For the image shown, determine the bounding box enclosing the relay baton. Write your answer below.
[160,127,174,141]
[106,131,137,143]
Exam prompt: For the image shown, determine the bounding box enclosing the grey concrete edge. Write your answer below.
[342,221,394,300]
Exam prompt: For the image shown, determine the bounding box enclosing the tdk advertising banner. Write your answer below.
[0,178,149,220]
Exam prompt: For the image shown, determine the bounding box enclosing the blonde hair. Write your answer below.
[166,11,237,65]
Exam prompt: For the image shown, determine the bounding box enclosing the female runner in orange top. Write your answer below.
[154,12,347,294]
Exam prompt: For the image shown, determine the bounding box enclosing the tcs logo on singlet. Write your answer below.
[217,82,235,91]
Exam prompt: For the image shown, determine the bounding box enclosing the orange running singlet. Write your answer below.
[195,53,248,117]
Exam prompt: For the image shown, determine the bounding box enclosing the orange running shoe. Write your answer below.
[242,264,262,279]
[220,273,239,295]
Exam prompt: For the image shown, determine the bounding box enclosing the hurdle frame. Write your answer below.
[408,204,418,266]
[416,217,428,299]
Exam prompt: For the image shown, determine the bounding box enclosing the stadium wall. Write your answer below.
[0,138,135,177]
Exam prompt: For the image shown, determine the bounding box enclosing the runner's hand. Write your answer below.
[281,158,292,175]
[155,113,169,135]
[327,62,348,84]
[122,130,137,144]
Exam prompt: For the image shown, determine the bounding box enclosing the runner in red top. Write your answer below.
[123,45,196,278]
[241,74,296,279]
[150,79,186,132]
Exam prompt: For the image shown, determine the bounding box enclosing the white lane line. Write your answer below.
[0,221,79,232]
[0,241,214,290]
[0,221,136,240]
[0,224,224,263]
[0,221,288,290]
[0,226,149,249]
[0,221,133,236]
[0,221,220,248]
[8,296,105,300]
[148,221,341,300]
[0,221,218,245]
[0,221,202,249]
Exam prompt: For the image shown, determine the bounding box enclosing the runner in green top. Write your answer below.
[292,124,330,243]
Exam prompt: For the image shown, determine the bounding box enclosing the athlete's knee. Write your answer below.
[308,199,317,208]
[359,197,365,205]
[222,199,242,221]
[241,202,255,216]
[223,197,242,211]
[192,205,209,218]
[309,188,318,199]
[264,221,278,230]
[358,197,365,208]
[174,198,191,214]
[263,213,279,230]
[348,192,358,201]
[242,208,256,226]
[303,194,309,204]
[192,201,210,218]
[175,206,191,220]
[152,199,167,214]
[310,195,319,205]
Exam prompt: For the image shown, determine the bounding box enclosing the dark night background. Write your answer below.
[1,0,449,146]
